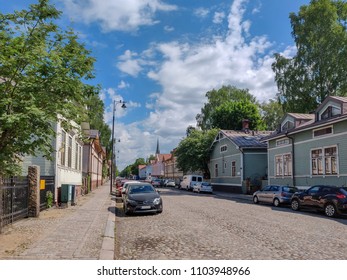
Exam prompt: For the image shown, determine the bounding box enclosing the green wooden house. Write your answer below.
[266,96,347,189]
[209,126,272,194]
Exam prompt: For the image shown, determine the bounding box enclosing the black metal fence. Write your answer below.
[0,176,29,231]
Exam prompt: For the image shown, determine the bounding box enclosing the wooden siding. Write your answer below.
[268,120,347,188]
[243,152,268,182]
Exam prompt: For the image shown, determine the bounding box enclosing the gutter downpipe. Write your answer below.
[285,132,296,187]
[238,146,244,189]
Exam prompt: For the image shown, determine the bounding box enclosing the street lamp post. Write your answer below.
[110,100,126,194]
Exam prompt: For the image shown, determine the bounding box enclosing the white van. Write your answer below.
[180,175,203,191]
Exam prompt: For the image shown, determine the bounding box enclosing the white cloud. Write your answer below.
[164,25,175,32]
[105,0,287,170]
[117,50,142,77]
[213,12,225,24]
[194,7,210,18]
[117,80,130,89]
[60,0,177,32]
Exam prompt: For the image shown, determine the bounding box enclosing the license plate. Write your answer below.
[141,206,151,210]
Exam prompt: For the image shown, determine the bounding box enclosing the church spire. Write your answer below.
[155,138,160,155]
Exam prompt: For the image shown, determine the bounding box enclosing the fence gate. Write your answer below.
[0,176,29,232]
[39,176,55,210]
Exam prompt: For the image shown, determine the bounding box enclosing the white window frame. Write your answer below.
[220,145,228,153]
[60,130,66,166]
[215,163,218,177]
[274,153,292,177]
[276,138,290,147]
[311,145,338,176]
[231,161,236,177]
[312,126,333,138]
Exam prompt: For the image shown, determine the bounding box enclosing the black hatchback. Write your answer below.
[291,185,347,217]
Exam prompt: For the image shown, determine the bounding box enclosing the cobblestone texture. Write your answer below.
[0,184,113,260]
[115,188,347,260]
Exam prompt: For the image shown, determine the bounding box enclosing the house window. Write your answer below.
[275,154,292,177]
[281,120,294,131]
[67,136,72,168]
[78,145,82,171]
[231,161,236,177]
[215,163,218,177]
[276,139,290,147]
[311,149,323,175]
[325,147,337,175]
[313,126,332,138]
[75,143,79,170]
[321,105,341,120]
[311,146,338,175]
[60,130,66,166]
[220,145,227,153]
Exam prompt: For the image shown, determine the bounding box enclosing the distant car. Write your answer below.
[151,178,162,187]
[180,174,203,191]
[291,185,347,217]
[253,185,298,207]
[121,181,141,200]
[165,180,175,187]
[123,183,163,215]
[193,182,213,194]
[115,179,129,197]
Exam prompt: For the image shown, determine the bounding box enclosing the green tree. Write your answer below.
[196,85,257,130]
[0,0,96,176]
[260,99,284,131]
[210,100,265,131]
[272,0,347,113]
[175,129,219,178]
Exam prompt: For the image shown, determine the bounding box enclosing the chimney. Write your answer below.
[242,119,250,133]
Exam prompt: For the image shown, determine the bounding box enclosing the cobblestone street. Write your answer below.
[115,188,347,260]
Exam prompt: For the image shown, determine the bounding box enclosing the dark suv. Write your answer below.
[291,185,347,217]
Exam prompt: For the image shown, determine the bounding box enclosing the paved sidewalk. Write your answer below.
[11,182,116,260]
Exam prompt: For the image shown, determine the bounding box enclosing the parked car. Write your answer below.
[180,174,203,191]
[123,183,163,215]
[121,181,141,200]
[193,182,213,194]
[253,185,298,207]
[164,179,175,187]
[115,179,129,197]
[151,178,162,187]
[291,185,347,217]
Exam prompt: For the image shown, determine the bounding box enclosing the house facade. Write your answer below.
[209,128,271,194]
[163,151,183,183]
[21,118,83,204]
[82,128,106,192]
[267,96,347,189]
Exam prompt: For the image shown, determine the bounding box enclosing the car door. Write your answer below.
[302,186,321,207]
[258,185,272,203]
[315,186,332,209]
[269,186,280,202]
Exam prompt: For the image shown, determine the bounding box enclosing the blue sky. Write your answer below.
[1,0,311,171]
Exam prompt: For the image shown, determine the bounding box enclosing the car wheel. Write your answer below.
[273,198,280,207]
[324,203,336,217]
[253,196,259,204]
[291,199,300,211]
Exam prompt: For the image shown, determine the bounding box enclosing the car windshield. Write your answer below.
[282,186,298,193]
[129,185,155,194]
[201,182,210,186]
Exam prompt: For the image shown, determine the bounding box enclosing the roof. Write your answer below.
[217,130,273,149]
[156,154,171,162]
[286,113,315,120]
